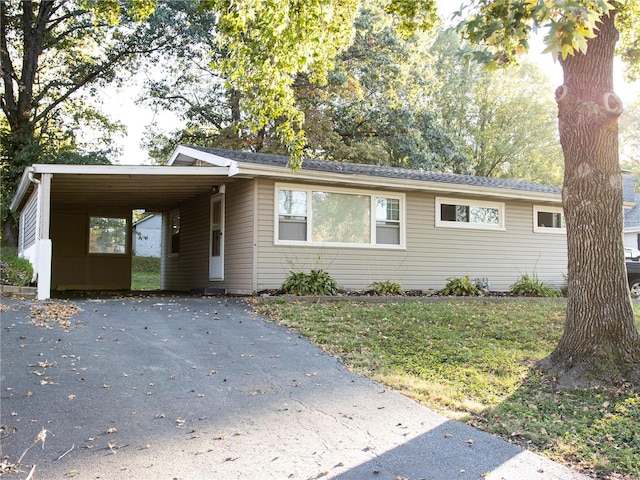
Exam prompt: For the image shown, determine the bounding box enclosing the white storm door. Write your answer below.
[209,194,225,280]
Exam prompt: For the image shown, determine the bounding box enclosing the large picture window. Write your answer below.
[276,184,404,247]
[89,217,127,254]
[435,197,505,230]
[533,206,565,233]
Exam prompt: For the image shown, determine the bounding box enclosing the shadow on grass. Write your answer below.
[467,371,640,479]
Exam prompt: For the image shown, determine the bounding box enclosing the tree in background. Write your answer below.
[139,2,245,164]
[1,0,160,244]
[142,0,359,164]
[199,0,359,169]
[427,29,564,184]
[294,3,466,170]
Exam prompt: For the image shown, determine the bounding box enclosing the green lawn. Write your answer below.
[256,299,640,479]
[131,256,160,290]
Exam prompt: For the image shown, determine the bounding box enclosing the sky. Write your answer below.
[105,1,639,166]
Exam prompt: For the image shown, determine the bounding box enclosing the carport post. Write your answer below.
[36,173,52,300]
[37,239,52,300]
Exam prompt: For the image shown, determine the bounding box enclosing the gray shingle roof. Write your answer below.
[189,146,562,195]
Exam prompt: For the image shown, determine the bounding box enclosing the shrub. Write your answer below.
[369,280,403,295]
[1,248,34,286]
[442,276,481,296]
[281,269,339,296]
[509,274,559,297]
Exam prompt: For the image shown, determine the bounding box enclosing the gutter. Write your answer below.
[9,167,36,212]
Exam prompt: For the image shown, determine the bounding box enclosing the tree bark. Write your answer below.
[538,11,640,387]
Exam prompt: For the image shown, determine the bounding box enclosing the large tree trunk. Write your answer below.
[538,11,640,387]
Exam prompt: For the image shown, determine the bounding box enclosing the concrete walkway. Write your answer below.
[0,295,588,480]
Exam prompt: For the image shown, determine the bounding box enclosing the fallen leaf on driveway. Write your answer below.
[106,428,117,434]
[29,304,83,329]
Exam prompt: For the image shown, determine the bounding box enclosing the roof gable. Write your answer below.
[167,145,239,175]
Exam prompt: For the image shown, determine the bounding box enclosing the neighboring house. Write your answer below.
[624,193,640,252]
[12,145,575,300]
[132,214,161,257]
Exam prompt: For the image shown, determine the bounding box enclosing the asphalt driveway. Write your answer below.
[0,294,588,480]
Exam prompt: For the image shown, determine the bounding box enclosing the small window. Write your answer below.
[170,209,181,255]
[533,206,565,233]
[89,217,127,254]
[376,197,400,245]
[278,190,307,241]
[436,197,504,230]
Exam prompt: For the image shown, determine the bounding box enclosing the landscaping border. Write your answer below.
[0,285,37,299]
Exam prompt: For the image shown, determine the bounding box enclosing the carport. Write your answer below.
[10,150,239,300]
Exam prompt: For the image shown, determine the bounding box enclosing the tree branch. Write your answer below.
[33,32,168,125]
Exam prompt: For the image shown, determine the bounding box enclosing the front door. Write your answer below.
[209,194,224,280]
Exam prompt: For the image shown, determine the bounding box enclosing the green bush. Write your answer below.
[509,274,559,297]
[281,269,339,296]
[1,247,34,286]
[441,276,481,296]
[370,280,403,295]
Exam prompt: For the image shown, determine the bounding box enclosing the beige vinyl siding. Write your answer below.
[221,179,255,293]
[161,180,255,293]
[50,208,132,290]
[412,195,567,290]
[256,180,567,292]
[161,194,211,291]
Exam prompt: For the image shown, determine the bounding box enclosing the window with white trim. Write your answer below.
[435,197,505,230]
[276,184,404,247]
[533,206,565,233]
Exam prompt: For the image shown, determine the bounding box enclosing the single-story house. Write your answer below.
[132,213,162,258]
[11,145,574,300]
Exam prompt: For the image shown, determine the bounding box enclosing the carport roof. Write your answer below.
[10,164,234,212]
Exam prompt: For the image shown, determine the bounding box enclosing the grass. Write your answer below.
[131,256,160,290]
[255,299,640,479]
